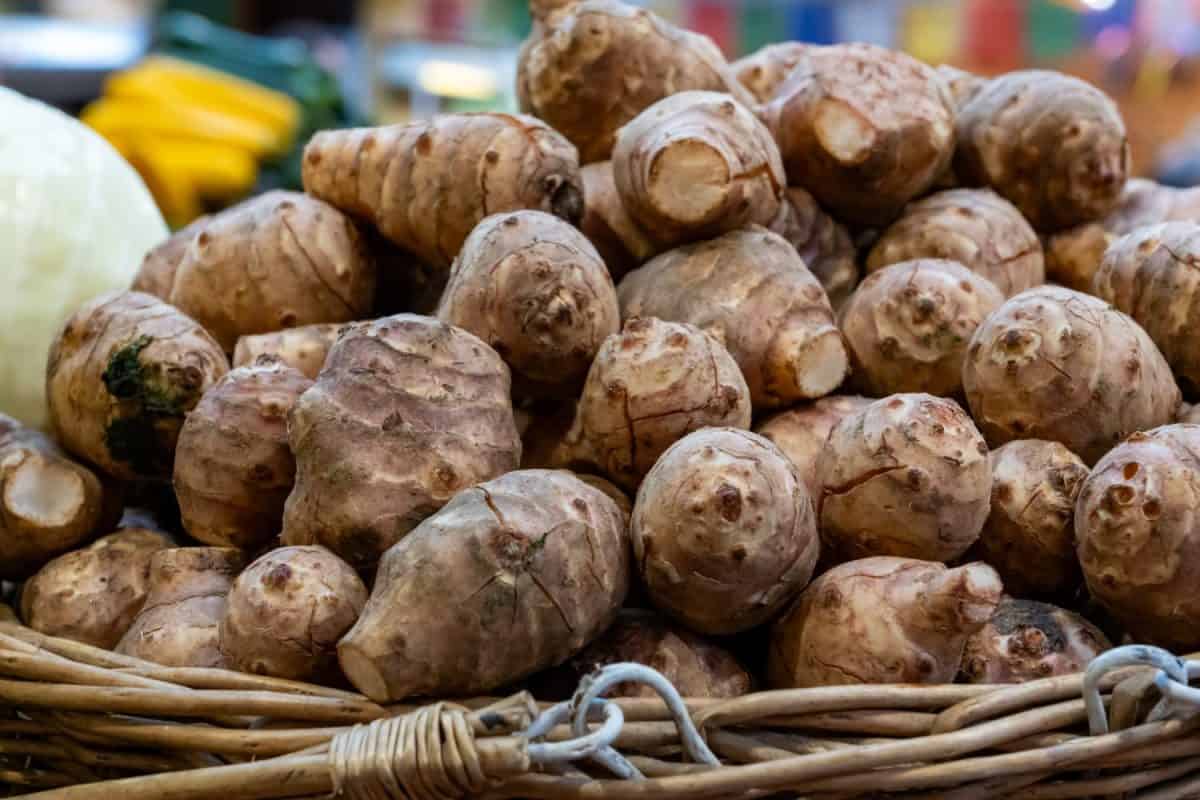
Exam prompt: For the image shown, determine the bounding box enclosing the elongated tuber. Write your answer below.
[768,557,1003,688]
[767,187,858,309]
[732,42,810,104]
[282,314,521,572]
[754,395,873,499]
[338,469,629,701]
[232,323,343,380]
[46,291,229,480]
[578,161,656,281]
[963,287,1179,465]
[959,598,1110,684]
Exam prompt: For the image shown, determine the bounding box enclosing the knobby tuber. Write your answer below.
[232,323,343,380]
[767,187,858,309]
[959,598,1110,684]
[754,395,873,499]
[732,42,810,104]
[578,161,656,281]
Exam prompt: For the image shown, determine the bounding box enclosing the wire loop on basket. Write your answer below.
[1083,645,1190,735]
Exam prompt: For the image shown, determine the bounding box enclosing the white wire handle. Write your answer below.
[1082,644,1190,735]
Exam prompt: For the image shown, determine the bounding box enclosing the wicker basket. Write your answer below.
[2,620,1199,800]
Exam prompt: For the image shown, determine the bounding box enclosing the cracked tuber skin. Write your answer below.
[233,323,343,380]
[632,428,819,636]
[755,395,873,499]
[818,394,992,563]
[618,227,848,410]
[732,42,810,104]
[840,259,1005,398]
[337,469,629,702]
[963,287,1180,465]
[282,314,521,573]
[578,162,656,282]
[768,557,1003,688]
[303,113,583,270]
[960,598,1110,684]
[220,546,367,682]
[866,189,1045,297]
[767,187,859,309]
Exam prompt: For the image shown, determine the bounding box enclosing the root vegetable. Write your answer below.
[173,360,312,551]
[338,469,629,701]
[818,394,991,563]
[219,546,367,682]
[865,189,1045,297]
[767,187,858,309]
[955,70,1129,232]
[436,211,620,394]
[131,215,209,300]
[46,291,229,481]
[302,113,583,270]
[963,287,1179,465]
[732,42,810,104]
[960,598,1110,684]
[576,474,632,523]
[769,557,1002,688]
[282,314,521,572]
[632,427,819,635]
[20,527,172,648]
[754,395,873,498]
[936,64,986,111]
[579,161,656,281]
[617,227,848,409]
[762,43,956,227]
[232,324,342,380]
[840,259,1005,397]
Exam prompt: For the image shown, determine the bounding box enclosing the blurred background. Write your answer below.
[4,0,1200,228]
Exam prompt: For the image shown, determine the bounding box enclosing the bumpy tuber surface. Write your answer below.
[115,547,243,668]
[131,215,209,300]
[865,189,1045,297]
[955,70,1129,232]
[613,92,785,250]
[818,394,992,563]
[769,557,1003,688]
[303,113,583,270]
[754,395,873,499]
[618,227,848,409]
[632,428,819,635]
[762,43,956,227]
[959,598,1110,684]
[732,42,810,104]
[46,291,229,481]
[338,469,629,701]
[553,317,751,491]
[282,314,521,572]
[21,527,172,648]
[976,440,1089,600]
[963,287,1179,465]
[232,323,343,380]
[174,360,312,551]
[436,211,619,394]
[767,187,858,309]
[840,259,1005,397]
[578,162,656,281]
[220,546,367,682]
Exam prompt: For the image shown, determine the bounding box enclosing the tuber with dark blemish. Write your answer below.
[960,597,1111,683]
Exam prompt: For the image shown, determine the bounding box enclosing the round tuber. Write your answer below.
[232,323,343,380]
[754,395,873,499]
[959,598,1111,684]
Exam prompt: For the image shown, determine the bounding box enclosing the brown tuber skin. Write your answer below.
[755,395,873,499]
[976,441,1089,600]
[578,162,656,281]
[840,259,1005,398]
[963,287,1180,465]
[303,113,583,270]
[232,323,343,380]
[220,546,367,682]
[818,394,992,563]
[46,291,229,481]
[282,315,521,572]
[960,598,1110,684]
[955,70,1129,233]
[436,211,620,395]
[767,187,859,309]
[618,227,848,409]
[21,527,172,648]
[763,43,956,227]
[768,557,1003,688]
[338,470,629,702]
[865,189,1045,297]
[553,317,751,491]
[732,42,810,104]
[632,428,819,635]
[173,360,312,551]
[936,64,987,111]
[131,215,209,300]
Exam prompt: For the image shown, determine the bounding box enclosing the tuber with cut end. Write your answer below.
[552,317,751,491]
[839,259,1005,398]
[732,42,810,104]
[173,360,312,551]
[865,189,1045,297]
[436,211,619,395]
[578,161,656,281]
[762,43,956,227]
[960,598,1111,684]
[303,113,582,270]
[818,394,992,563]
[963,286,1179,465]
[232,323,343,380]
[632,427,819,635]
[769,557,1003,688]
[46,291,229,481]
[767,186,859,309]
[754,395,873,499]
[618,227,848,409]
[976,440,1089,600]
[338,469,629,702]
[220,546,367,682]
[282,314,521,572]
[955,70,1129,232]
[131,215,209,300]
[20,527,172,648]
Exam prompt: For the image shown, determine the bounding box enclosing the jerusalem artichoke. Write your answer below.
[578,161,656,281]
[754,395,873,499]
[130,215,209,300]
[732,42,810,104]
[959,598,1110,684]
[767,187,859,309]
[232,323,343,380]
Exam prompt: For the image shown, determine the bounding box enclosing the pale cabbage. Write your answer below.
[0,86,168,428]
